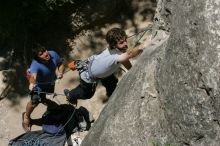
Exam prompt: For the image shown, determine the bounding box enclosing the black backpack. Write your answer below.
[8,105,93,146]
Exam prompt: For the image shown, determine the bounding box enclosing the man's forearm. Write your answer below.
[29,74,37,90]
[56,63,65,79]
[127,46,143,58]
[127,36,152,58]
[29,74,36,84]
[58,64,65,74]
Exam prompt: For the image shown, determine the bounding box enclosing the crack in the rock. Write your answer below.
[199,86,213,96]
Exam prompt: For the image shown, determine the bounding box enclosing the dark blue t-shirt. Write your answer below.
[29,51,61,89]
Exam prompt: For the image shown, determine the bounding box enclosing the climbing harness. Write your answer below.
[68,56,97,83]
[74,60,90,74]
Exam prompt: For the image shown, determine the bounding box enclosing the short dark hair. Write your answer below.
[32,43,46,61]
[106,28,127,49]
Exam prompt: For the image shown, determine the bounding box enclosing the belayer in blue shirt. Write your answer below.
[22,44,64,132]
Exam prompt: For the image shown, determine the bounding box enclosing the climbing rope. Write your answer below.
[128,26,152,48]
[16,104,77,146]
[127,26,152,39]
[31,68,71,85]
[31,107,77,145]
[26,67,72,97]
[30,90,66,97]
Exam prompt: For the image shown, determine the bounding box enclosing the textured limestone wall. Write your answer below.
[81,0,220,146]
[82,32,170,146]
[157,0,220,145]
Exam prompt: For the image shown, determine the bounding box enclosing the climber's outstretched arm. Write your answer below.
[118,36,152,62]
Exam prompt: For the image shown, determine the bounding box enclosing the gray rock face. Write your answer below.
[156,0,220,145]
[82,0,220,146]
